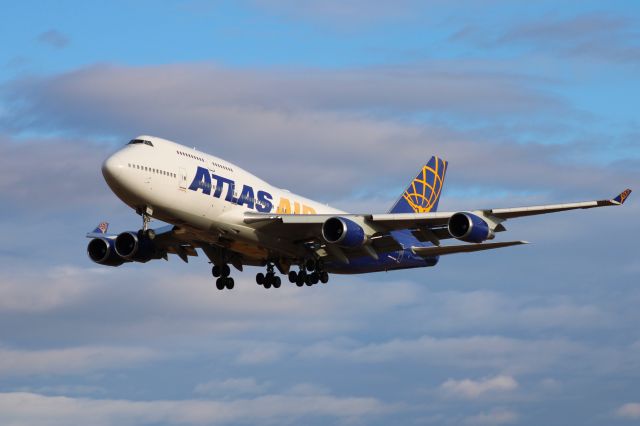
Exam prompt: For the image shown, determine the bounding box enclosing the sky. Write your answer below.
[0,1,639,425]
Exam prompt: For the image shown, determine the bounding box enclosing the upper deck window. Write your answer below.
[128,139,154,147]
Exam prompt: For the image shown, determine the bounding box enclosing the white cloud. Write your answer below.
[440,375,518,399]
[194,378,269,396]
[0,266,94,313]
[8,63,631,201]
[0,346,158,377]
[235,343,286,365]
[0,391,397,426]
[0,135,113,207]
[616,402,640,419]
[464,408,518,425]
[299,334,588,374]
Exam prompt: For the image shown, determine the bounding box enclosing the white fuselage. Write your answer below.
[102,135,343,261]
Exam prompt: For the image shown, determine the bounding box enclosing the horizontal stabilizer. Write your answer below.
[612,188,632,205]
[412,240,528,257]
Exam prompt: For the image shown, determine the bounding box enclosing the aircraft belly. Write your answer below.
[325,250,438,274]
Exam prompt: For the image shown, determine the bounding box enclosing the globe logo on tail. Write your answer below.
[401,157,447,213]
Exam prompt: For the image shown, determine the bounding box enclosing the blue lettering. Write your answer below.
[256,190,273,213]
[188,166,211,195]
[191,170,273,213]
[237,185,255,209]
[211,174,235,201]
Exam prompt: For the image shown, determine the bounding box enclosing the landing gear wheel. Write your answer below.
[305,274,313,286]
[221,264,231,277]
[264,279,272,289]
[273,276,281,288]
[212,265,221,277]
[225,277,235,290]
[216,277,225,290]
[288,271,298,283]
[296,271,306,287]
[310,272,319,285]
[256,273,265,285]
[305,259,316,271]
[320,272,329,284]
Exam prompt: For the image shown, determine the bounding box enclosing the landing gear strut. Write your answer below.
[212,263,234,290]
[256,263,281,289]
[136,206,154,232]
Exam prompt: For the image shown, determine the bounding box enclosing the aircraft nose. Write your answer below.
[101,152,125,184]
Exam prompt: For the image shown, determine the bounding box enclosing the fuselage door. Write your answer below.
[179,167,187,190]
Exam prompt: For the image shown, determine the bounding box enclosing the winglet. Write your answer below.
[612,189,632,205]
[91,222,109,234]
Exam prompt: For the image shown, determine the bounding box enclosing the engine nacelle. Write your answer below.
[114,231,163,263]
[87,238,126,267]
[321,217,367,247]
[448,212,494,243]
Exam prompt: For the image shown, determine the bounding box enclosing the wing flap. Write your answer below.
[412,240,528,257]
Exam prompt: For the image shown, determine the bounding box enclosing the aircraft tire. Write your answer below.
[296,273,305,287]
[221,264,231,277]
[256,273,265,285]
[288,271,297,283]
[215,277,225,290]
[320,272,329,284]
[274,276,281,288]
[212,265,221,277]
[305,259,316,271]
[226,278,234,290]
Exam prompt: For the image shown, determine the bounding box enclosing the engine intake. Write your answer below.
[448,212,494,243]
[322,217,366,247]
[87,238,125,267]
[115,231,163,263]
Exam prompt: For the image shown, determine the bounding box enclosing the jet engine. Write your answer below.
[448,212,494,243]
[114,231,164,263]
[321,217,366,247]
[87,238,126,267]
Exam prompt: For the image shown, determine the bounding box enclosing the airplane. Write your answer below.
[87,135,632,290]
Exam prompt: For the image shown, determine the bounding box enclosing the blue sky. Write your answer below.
[0,1,639,425]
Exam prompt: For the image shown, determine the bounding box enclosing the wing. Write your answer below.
[369,188,632,230]
[244,189,631,262]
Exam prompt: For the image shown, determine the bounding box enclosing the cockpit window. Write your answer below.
[128,139,154,147]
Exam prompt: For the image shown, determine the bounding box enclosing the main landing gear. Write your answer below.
[255,259,329,290]
[212,263,234,290]
[256,263,281,289]
[288,259,329,287]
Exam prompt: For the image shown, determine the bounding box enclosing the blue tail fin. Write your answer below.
[388,156,448,213]
[91,222,109,234]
